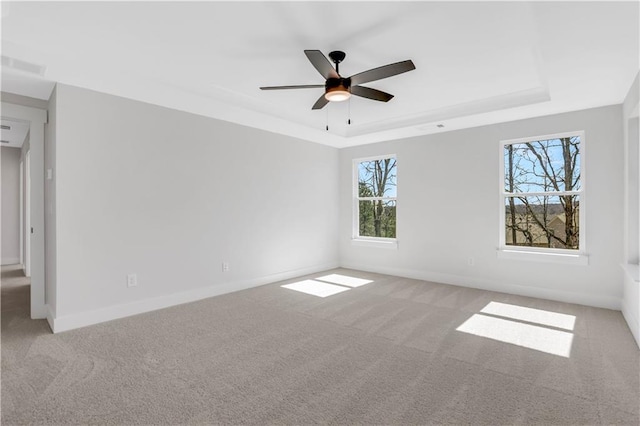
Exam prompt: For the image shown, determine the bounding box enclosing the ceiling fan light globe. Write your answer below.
[324,89,351,102]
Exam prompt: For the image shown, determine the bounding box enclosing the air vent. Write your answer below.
[0,125,10,130]
[1,140,10,144]
[1,55,46,76]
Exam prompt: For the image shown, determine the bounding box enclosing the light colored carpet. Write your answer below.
[2,264,638,425]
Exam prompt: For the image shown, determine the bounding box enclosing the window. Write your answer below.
[353,156,397,241]
[500,132,584,253]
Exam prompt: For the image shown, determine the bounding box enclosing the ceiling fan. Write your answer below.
[260,50,416,110]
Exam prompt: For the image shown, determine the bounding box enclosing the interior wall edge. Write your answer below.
[49,261,339,334]
[622,270,640,348]
[46,304,55,333]
[340,262,623,312]
[622,299,640,349]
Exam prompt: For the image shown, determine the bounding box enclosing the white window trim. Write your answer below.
[352,154,398,249]
[498,131,587,264]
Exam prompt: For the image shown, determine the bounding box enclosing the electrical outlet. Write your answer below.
[127,273,138,287]
[222,262,230,272]
[467,257,475,266]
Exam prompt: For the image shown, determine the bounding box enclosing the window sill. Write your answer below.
[351,238,398,249]
[497,248,588,265]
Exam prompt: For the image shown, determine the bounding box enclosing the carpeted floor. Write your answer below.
[2,264,638,425]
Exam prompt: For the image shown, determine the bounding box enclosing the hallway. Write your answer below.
[1,264,50,355]
[2,264,31,320]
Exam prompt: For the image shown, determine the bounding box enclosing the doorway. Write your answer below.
[1,102,47,320]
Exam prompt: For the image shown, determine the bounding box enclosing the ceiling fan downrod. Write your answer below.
[328,50,346,74]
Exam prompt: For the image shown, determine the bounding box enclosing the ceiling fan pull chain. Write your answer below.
[348,98,352,125]
[326,105,329,131]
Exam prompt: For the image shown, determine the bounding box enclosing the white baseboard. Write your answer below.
[1,257,20,266]
[46,305,56,333]
[341,262,622,311]
[31,304,48,320]
[50,262,339,333]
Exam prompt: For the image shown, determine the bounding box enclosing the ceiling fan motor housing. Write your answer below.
[325,77,351,91]
[325,77,352,101]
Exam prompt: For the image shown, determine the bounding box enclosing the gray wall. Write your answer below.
[1,146,21,264]
[52,83,339,328]
[42,82,634,331]
[622,71,640,347]
[339,105,624,309]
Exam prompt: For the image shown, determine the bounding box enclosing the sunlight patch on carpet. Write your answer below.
[281,280,351,298]
[457,301,577,357]
[457,314,574,357]
[315,274,373,288]
[480,301,576,331]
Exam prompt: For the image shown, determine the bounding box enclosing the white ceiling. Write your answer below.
[1,118,29,148]
[1,1,638,148]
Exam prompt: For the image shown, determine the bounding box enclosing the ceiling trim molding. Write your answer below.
[345,86,551,138]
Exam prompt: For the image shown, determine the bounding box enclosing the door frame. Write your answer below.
[19,159,23,266]
[1,102,47,319]
[25,150,31,277]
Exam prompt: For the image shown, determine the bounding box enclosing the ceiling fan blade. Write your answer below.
[304,50,339,80]
[349,60,415,86]
[260,84,324,90]
[312,94,329,110]
[351,85,394,102]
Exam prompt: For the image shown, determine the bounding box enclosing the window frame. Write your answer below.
[498,131,587,261]
[352,154,398,248]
